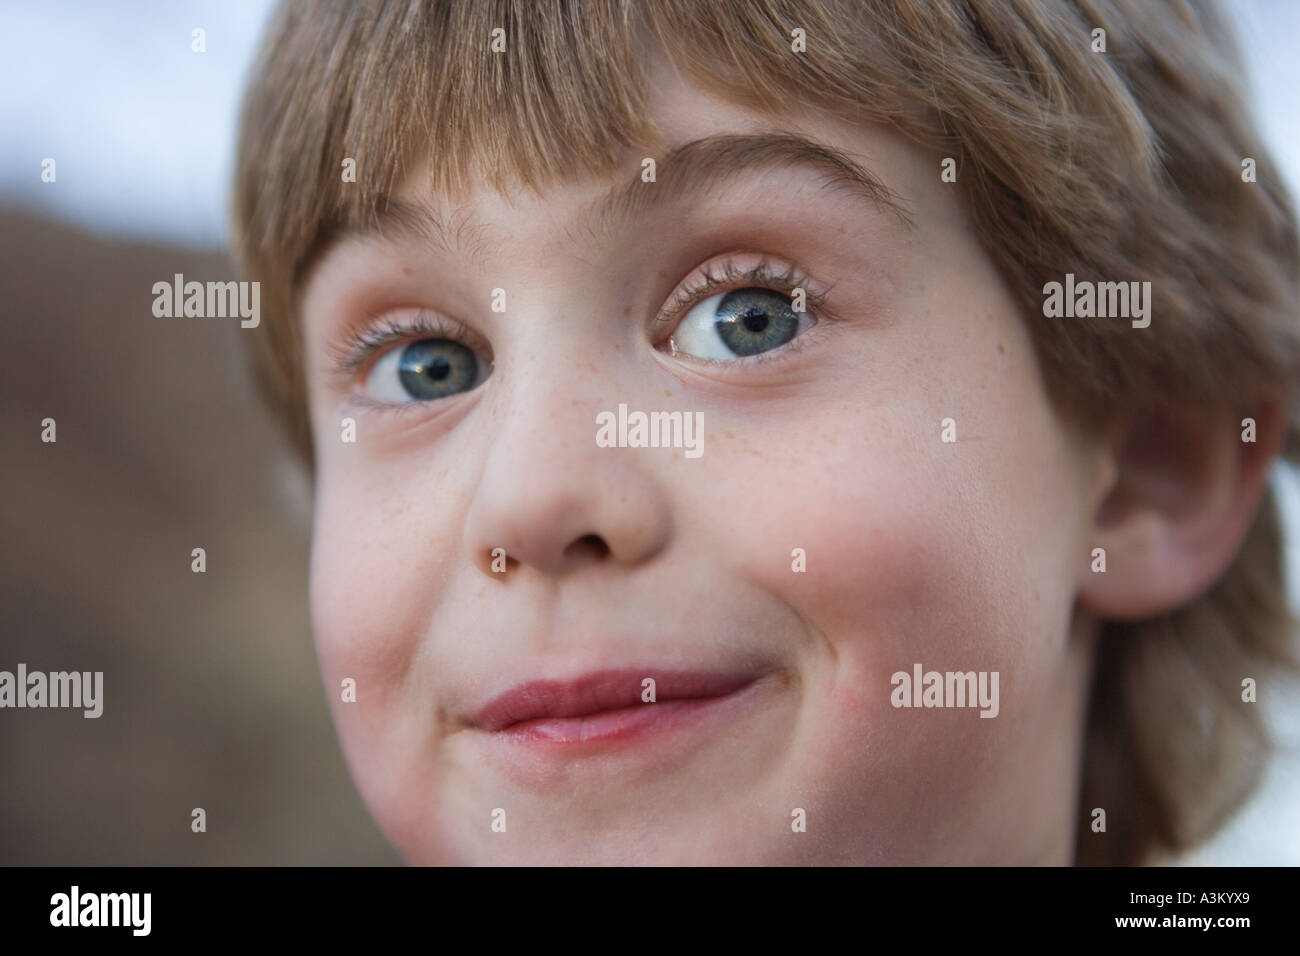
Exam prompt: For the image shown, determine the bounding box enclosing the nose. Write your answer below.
[462,367,674,580]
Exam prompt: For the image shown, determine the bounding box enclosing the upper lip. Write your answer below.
[468,667,762,732]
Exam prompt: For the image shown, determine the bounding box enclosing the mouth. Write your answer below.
[468,668,769,746]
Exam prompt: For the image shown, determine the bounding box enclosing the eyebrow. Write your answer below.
[587,132,914,238]
[350,132,913,262]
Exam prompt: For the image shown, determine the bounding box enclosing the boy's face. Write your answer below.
[298,61,1109,864]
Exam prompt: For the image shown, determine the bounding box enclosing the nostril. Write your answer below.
[564,533,611,562]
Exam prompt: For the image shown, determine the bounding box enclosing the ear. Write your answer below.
[1077,396,1285,621]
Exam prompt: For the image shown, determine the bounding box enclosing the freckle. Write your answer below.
[402,267,412,276]
[664,389,672,397]
[624,306,632,316]
[998,342,1005,354]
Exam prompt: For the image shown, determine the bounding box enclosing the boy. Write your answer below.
[231,0,1299,864]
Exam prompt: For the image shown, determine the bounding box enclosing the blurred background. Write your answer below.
[0,0,1297,865]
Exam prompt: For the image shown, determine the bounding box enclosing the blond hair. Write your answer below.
[231,0,1300,863]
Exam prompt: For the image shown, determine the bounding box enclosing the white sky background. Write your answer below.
[1,0,1298,863]
[0,0,279,247]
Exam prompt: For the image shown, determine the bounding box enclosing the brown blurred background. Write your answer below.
[0,207,399,864]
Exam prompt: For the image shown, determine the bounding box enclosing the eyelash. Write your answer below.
[330,256,832,393]
[655,256,827,332]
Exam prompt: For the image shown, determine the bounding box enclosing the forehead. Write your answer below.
[371,71,915,264]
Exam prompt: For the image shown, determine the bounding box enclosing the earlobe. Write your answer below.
[1077,397,1285,622]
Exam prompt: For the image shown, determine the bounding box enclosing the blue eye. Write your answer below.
[669,288,812,360]
[364,338,484,402]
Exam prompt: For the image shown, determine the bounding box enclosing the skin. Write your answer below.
[295,58,1280,865]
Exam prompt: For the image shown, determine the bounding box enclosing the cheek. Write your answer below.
[307,437,467,679]
[306,464,455,840]
[312,466,503,863]
[691,338,1085,852]
[310,476,426,696]
[708,433,1049,697]
[703,394,1077,668]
